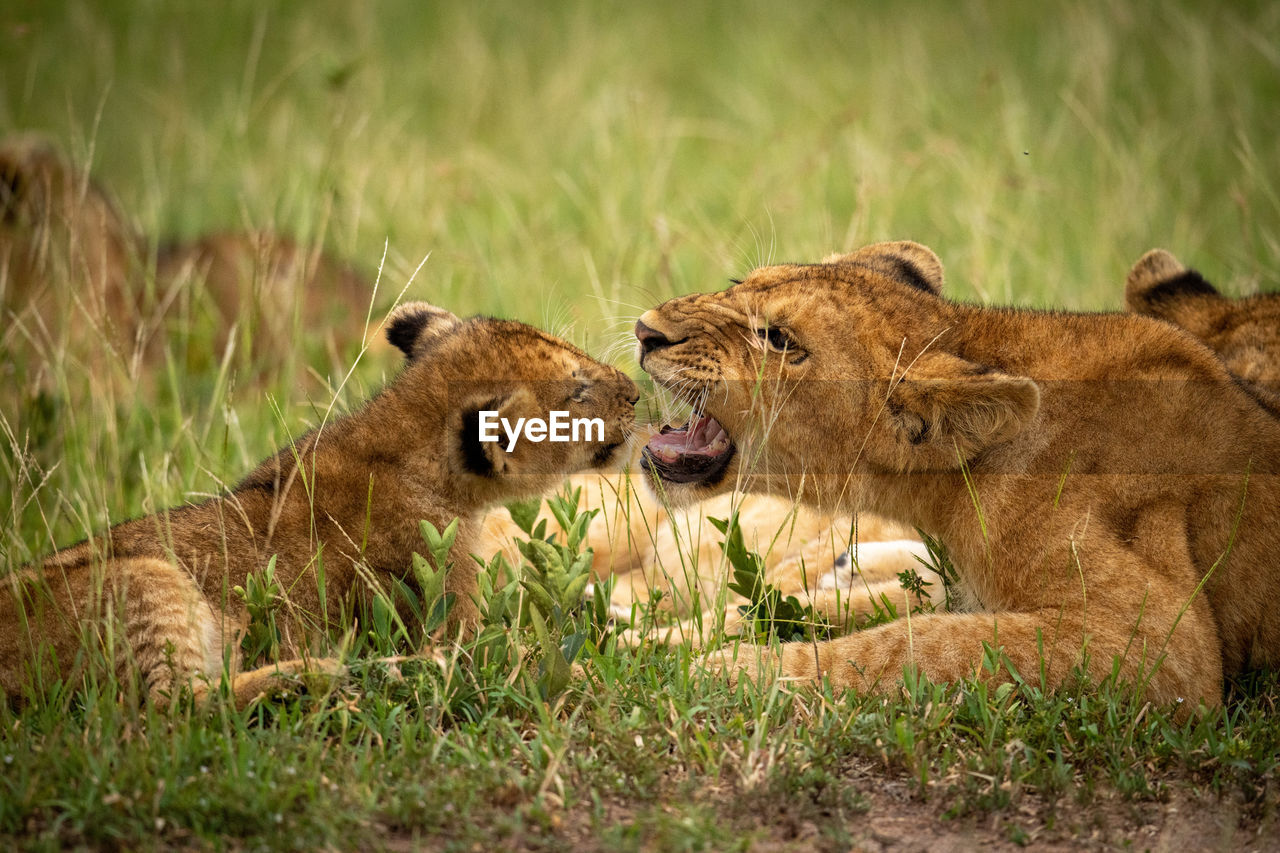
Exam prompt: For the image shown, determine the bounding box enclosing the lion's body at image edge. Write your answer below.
[636,241,1280,708]
[1126,247,1280,386]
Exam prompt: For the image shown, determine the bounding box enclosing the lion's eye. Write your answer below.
[754,324,809,364]
[757,325,792,352]
[570,382,589,403]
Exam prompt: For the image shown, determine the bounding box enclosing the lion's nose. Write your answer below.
[613,371,641,406]
[634,320,672,358]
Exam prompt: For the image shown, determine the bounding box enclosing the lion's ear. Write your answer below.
[456,386,540,478]
[885,352,1039,470]
[386,301,463,360]
[825,241,945,295]
[1124,249,1223,333]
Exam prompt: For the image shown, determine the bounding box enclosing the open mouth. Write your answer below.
[641,414,736,485]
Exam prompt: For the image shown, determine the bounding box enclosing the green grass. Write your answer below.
[2,0,1279,849]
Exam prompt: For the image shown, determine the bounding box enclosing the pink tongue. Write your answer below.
[690,416,717,445]
[647,416,727,456]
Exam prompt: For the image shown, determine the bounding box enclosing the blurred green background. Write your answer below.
[6,0,1277,314]
[2,0,1279,551]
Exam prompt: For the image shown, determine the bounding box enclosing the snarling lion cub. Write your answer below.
[634,240,1280,708]
[1,303,637,706]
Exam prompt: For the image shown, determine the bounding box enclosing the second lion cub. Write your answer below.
[1,302,638,707]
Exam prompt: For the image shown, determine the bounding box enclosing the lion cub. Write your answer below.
[1125,248,1280,385]
[635,240,1280,709]
[1,303,637,706]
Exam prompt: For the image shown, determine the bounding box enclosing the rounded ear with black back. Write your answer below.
[881,351,1039,471]
[385,301,463,361]
[1124,249,1224,334]
[823,240,945,296]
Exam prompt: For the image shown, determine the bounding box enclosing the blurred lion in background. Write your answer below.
[0,133,385,400]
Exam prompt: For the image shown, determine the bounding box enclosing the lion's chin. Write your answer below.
[640,414,736,488]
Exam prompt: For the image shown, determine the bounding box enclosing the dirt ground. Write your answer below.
[543,760,1280,853]
[833,768,1277,852]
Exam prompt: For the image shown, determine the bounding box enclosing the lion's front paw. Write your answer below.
[701,644,782,685]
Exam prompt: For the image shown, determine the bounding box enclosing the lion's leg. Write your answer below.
[619,572,941,651]
[108,558,236,704]
[210,657,346,710]
[714,599,1224,709]
[815,539,936,588]
[117,562,346,710]
[791,579,937,631]
[617,539,942,649]
[804,537,945,626]
[2,557,236,705]
[615,607,744,650]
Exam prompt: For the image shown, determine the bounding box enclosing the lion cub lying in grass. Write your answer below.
[0,303,637,707]
[599,249,1279,651]
[635,240,1280,709]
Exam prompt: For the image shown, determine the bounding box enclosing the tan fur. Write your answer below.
[1126,248,1280,384]
[0,135,383,388]
[636,240,1280,708]
[479,463,931,647]
[1,302,637,707]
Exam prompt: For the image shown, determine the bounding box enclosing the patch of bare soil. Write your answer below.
[385,761,1277,852]
[836,774,1277,852]
[564,761,1277,853]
